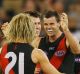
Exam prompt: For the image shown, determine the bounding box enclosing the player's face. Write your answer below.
[44,17,60,37]
[32,17,41,37]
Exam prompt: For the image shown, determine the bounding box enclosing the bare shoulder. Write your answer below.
[31,48,48,63]
[32,48,45,58]
[31,48,43,64]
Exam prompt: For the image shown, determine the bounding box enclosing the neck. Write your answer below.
[49,31,62,42]
[31,36,41,48]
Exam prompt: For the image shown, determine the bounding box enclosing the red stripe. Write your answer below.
[50,37,67,69]
[36,64,41,68]
[1,44,15,74]
[36,37,68,74]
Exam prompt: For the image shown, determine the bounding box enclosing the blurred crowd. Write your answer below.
[0,0,80,42]
[0,0,80,74]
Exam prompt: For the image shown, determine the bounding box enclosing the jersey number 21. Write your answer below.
[5,52,24,74]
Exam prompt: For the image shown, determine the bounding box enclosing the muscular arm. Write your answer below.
[65,30,80,54]
[60,13,80,54]
[32,48,64,74]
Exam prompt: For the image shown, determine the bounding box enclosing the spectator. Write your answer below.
[22,0,37,12]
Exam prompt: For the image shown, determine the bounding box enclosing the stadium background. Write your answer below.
[0,0,80,74]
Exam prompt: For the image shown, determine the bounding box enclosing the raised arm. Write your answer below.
[60,13,80,54]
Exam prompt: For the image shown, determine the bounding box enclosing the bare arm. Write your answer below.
[60,13,80,54]
[32,48,64,74]
[65,31,80,54]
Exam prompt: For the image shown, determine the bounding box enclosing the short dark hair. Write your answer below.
[43,11,60,22]
[25,11,41,18]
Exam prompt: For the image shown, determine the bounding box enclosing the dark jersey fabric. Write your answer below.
[39,33,75,74]
[74,54,80,74]
[0,43,36,74]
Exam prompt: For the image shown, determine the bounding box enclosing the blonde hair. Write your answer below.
[7,13,35,43]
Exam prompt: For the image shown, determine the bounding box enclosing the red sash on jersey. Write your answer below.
[50,37,68,69]
[0,44,15,74]
[36,37,68,74]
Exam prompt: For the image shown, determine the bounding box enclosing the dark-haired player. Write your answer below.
[35,11,80,74]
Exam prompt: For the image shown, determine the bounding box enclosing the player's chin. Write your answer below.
[47,33,54,37]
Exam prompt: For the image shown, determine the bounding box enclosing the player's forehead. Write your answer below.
[32,17,40,22]
[44,17,57,22]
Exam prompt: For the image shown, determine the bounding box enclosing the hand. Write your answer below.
[1,22,9,36]
[60,13,69,32]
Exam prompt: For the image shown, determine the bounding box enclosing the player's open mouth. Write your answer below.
[47,29,53,32]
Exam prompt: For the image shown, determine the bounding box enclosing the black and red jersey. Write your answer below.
[39,33,75,74]
[0,43,36,74]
